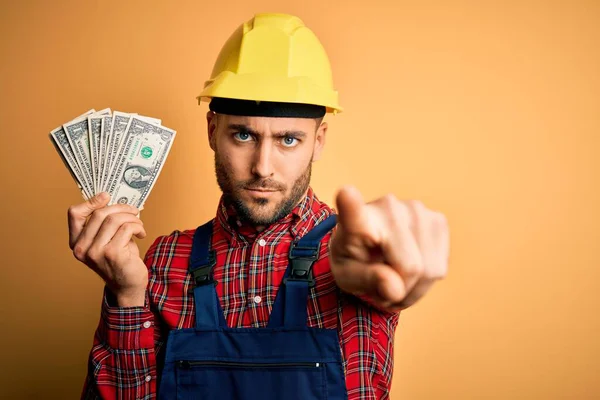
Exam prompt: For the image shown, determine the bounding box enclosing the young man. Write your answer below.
[71,13,449,399]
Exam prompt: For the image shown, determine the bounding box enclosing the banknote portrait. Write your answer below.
[123,165,151,189]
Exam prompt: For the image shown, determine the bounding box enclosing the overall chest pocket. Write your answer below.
[175,359,326,400]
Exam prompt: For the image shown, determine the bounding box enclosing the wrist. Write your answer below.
[113,287,146,307]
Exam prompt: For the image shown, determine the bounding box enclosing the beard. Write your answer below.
[215,155,312,226]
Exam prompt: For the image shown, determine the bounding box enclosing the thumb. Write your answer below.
[335,185,368,234]
[68,192,110,248]
[82,191,110,215]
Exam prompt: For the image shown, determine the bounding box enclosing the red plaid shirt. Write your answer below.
[82,187,399,399]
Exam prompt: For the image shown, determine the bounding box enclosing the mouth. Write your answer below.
[244,188,279,196]
[245,187,279,192]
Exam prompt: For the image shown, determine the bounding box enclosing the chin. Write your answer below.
[250,205,277,217]
[232,189,291,225]
[248,203,282,222]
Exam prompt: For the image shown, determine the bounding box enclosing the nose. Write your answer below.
[250,140,274,178]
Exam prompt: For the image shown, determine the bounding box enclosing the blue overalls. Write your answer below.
[158,215,348,399]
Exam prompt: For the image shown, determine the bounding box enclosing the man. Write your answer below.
[71,13,449,399]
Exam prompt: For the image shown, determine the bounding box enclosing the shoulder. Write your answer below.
[294,190,336,240]
[142,227,197,269]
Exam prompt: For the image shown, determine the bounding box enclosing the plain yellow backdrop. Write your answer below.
[1,0,599,399]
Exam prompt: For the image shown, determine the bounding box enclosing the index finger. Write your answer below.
[335,185,369,234]
[68,192,110,248]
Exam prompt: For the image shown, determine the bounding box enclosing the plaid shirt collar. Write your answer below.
[216,186,321,247]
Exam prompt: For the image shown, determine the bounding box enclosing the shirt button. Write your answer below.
[258,239,266,246]
[253,295,262,304]
[142,321,152,329]
[145,375,152,382]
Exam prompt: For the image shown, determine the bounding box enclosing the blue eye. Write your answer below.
[282,136,298,147]
[234,132,252,142]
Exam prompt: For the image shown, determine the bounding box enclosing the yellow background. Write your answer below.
[1,1,598,398]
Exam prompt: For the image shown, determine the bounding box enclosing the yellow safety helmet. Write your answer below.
[197,13,342,114]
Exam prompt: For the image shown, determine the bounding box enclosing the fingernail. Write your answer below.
[97,192,108,200]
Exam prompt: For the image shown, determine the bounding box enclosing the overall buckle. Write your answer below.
[191,250,217,287]
[284,242,320,288]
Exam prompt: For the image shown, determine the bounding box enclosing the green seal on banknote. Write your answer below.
[141,146,153,159]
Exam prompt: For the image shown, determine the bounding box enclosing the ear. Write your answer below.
[206,111,218,152]
[312,121,328,162]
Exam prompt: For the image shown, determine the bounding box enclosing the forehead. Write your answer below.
[218,114,316,134]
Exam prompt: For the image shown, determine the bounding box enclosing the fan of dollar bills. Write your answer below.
[49,108,176,209]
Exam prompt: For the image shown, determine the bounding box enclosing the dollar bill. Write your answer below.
[98,115,113,193]
[63,117,93,192]
[50,133,91,200]
[102,111,132,192]
[63,108,110,194]
[102,112,162,192]
[105,116,176,208]
[88,113,109,193]
[137,115,161,125]
[49,109,96,199]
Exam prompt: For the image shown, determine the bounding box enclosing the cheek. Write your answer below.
[277,150,311,182]
[218,147,249,179]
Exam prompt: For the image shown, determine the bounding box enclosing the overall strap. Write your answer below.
[269,214,338,329]
[189,220,227,329]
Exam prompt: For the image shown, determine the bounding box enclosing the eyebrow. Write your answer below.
[227,124,307,138]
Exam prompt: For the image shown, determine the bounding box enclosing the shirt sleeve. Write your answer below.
[339,292,400,400]
[81,238,163,400]
[326,222,401,398]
